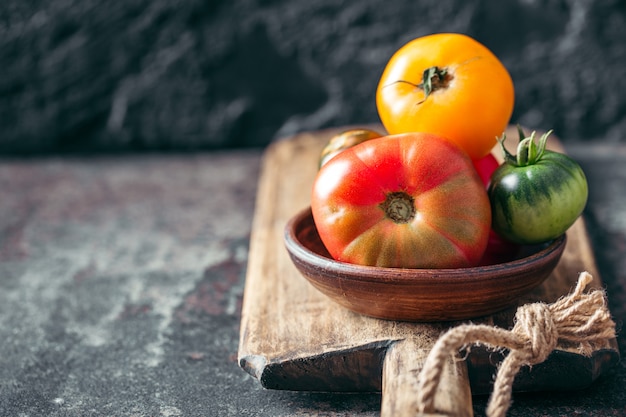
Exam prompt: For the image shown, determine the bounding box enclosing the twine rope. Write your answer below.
[416,271,616,417]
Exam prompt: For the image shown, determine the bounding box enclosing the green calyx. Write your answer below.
[498,126,553,167]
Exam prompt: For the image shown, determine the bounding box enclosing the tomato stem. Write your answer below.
[380,192,416,223]
[419,66,450,99]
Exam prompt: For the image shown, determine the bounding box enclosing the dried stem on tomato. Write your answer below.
[419,66,451,98]
[380,192,416,223]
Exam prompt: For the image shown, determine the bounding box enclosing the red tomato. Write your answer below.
[471,152,522,265]
[478,231,521,266]
[472,152,500,187]
[311,132,491,268]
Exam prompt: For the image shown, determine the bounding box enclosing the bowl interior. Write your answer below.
[284,207,567,322]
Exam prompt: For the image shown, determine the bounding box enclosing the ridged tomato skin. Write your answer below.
[311,132,491,268]
[488,150,588,245]
[376,33,515,159]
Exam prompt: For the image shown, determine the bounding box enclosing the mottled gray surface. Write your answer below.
[1,0,625,153]
[0,153,260,416]
[0,143,625,416]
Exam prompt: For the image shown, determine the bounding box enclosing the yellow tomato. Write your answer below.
[376,33,515,159]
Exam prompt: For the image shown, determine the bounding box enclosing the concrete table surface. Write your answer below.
[0,142,624,416]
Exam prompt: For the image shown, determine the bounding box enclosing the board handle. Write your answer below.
[381,338,473,417]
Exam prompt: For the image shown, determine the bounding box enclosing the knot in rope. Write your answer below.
[511,302,557,365]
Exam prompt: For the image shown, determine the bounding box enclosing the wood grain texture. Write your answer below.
[238,126,619,416]
[382,338,472,417]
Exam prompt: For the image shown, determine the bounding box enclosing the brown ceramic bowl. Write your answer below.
[284,207,567,322]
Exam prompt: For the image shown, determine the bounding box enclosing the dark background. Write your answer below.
[1,0,625,154]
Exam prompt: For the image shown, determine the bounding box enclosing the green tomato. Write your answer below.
[488,128,588,245]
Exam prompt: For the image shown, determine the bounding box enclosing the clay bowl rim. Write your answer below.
[284,207,567,285]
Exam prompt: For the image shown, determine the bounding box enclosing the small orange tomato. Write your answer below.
[319,128,383,168]
[376,33,515,159]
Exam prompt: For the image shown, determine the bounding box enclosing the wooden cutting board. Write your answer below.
[238,126,619,416]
